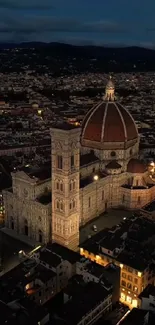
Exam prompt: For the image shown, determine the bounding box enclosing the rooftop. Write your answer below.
[37,191,51,205]
[39,248,62,267]
[51,121,80,131]
[0,258,56,303]
[139,284,155,299]
[80,152,99,167]
[46,243,81,264]
[80,170,107,188]
[81,216,155,271]
[55,277,111,325]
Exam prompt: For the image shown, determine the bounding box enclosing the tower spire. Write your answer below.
[103,76,115,101]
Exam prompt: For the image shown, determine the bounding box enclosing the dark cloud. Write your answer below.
[0,15,128,34]
[0,0,54,9]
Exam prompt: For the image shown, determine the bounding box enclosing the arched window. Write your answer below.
[70,180,73,191]
[11,216,14,230]
[56,200,60,210]
[24,218,28,236]
[60,201,63,211]
[60,182,63,192]
[39,229,43,243]
[56,181,59,190]
[73,180,76,190]
[111,151,116,157]
[69,199,76,210]
[57,155,63,169]
[56,179,63,192]
[73,199,76,208]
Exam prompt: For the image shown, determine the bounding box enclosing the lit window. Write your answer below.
[128,275,133,281]
[121,280,126,287]
[133,286,138,292]
[127,283,132,290]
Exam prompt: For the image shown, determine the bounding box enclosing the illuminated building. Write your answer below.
[3,78,155,251]
[80,217,155,309]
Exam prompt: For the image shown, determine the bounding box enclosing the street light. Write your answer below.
[93,175,99,181]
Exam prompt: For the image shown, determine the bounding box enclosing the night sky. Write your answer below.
[0,0,155,47]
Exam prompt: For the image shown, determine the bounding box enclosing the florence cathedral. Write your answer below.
[3,79,155,250]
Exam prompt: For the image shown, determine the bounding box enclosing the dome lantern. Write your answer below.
[103,76,116,101]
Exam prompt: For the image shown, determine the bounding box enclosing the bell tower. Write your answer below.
[50,123,81,251]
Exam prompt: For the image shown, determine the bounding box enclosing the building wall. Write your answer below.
[80,161,100,179]
[82,138,139,171]
[80,247,155,309]
[3,162,155,246]
[3,179,51,244]
[121,186,155,210]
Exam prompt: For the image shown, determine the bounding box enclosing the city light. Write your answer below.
[93,175,99,181]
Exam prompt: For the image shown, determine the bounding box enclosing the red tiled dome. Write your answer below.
[127,159,146,173]
[81,102,138,145]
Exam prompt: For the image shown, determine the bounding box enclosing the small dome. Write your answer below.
[127,159,146,173]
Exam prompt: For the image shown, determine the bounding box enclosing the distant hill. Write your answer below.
[0,42,155,73]
[0,41,155,60]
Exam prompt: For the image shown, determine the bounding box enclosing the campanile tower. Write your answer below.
[51,123,81,251]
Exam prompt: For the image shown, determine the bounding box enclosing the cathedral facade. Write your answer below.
[3,80,155,250]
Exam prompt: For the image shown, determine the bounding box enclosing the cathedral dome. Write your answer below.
[127,159,146,174]
[81,79,138,150]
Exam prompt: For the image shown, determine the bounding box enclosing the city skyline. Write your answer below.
[0,0,155,48]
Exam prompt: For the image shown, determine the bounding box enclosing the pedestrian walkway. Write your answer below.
[1,227,38,248]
